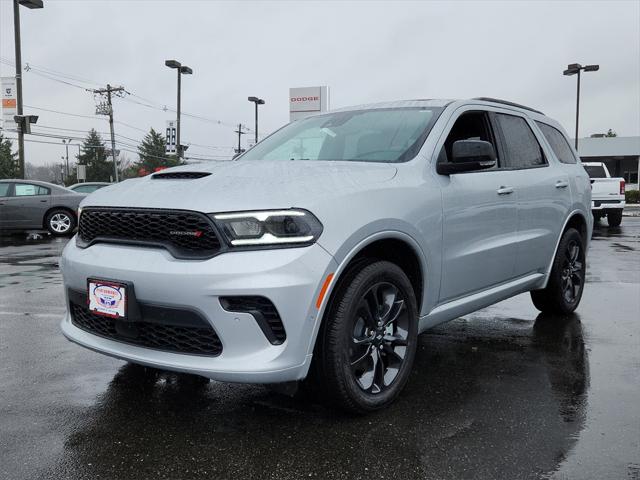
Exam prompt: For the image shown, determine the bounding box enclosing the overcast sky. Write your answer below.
[1,0,639,167]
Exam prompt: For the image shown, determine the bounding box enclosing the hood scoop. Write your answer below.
[151,171,212,180]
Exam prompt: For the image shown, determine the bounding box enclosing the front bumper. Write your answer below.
[60,239,337,383]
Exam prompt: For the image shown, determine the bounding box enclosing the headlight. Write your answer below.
[211,209,323,247]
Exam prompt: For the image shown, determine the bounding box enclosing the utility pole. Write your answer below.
[12,0,43,179]
[92,84,125,182]
[13,1,25,179]
[62,139,70,178]
[234,123,247,155]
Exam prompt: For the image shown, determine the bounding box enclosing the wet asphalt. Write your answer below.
[0,219,638,480]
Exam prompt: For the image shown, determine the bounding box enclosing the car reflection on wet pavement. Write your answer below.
[1,220,638,480]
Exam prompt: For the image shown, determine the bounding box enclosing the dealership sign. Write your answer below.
[1,77,17,128]
[289,86,329,122]
[166,120,177,153]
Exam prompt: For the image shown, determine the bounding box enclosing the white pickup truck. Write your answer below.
[583,161,625,226]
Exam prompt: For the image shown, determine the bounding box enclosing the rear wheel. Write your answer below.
[607,210,622,227]
[315,260,418,413]
[531,228,586,314]
[45,209,76,236]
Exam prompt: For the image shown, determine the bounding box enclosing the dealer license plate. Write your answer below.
[88,279,127,319]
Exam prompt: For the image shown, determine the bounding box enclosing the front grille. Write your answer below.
[220,296,286,345]
[78,208,222,259]
[152,172,211,180]
[70,301,222,356]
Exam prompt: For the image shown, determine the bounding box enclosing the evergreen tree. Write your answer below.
[136,128,181,173]
[73,129,112,182]
[0,133,18,179]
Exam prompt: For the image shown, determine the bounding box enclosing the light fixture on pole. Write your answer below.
[248,96,265,144]
[12,0,44,179]
[165,59,193,159]
[563,62,599,150]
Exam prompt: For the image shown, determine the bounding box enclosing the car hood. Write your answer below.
[82,160,398,212]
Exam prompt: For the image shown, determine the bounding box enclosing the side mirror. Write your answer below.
[437,140,497,175]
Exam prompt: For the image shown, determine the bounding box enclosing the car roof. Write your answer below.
[331,99,454,112]
[324,98,561,130]
[69,182,110,187]
[0,179,62,187]
[0,179,77,194]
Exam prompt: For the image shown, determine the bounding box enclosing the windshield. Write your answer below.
[584,165,607,178]
[240,107,443,163]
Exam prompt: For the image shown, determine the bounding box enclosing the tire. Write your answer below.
[45,209,76,236]
[531,228,586,314]
[314,260,418,413]
[607,210,622,227]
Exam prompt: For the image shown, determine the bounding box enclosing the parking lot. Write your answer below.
[0,219,638,480]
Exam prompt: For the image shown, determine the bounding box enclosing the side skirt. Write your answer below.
[418,273,545,332]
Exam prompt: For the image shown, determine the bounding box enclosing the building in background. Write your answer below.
[578,136,640,190]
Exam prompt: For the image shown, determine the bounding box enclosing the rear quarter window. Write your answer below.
[495,114,546,169]
[535,122,577,164]
[0,183,10,197]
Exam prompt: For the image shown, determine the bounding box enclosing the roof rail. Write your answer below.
[472,97,544,115]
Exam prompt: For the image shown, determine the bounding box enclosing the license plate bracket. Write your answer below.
[88,278,128,319]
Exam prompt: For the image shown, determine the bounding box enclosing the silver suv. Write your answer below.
[60,98,592,412]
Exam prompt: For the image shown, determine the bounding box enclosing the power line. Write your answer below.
[1,56,253,132]
[3,132,234,161]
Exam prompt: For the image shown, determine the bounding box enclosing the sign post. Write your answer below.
[77,164,87,182]
[166,120,177,154]
[1,77,17,129]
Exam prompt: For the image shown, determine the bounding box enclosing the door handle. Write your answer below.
[555,180,569,189]
[496,186,514,195]
[40,199,48,202]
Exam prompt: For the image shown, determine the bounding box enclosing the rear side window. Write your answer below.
[495,114,545,168]
[584,165,607,178]
[536,122,577,164]
[72,185,99,193]
[0,183,9,197]
[14,184,50,196]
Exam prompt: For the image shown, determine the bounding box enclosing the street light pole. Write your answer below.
[176,68,181,158]
[563,62,599,150]
[574,69,580,150]
[165,60,193,159]
[248,96,265,144]
[12,0,43,179]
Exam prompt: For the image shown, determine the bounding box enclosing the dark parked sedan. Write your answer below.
[0,180,85,236]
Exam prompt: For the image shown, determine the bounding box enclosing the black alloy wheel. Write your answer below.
[531,228,586,314]
[349,282,409,394]
[314,260,418,413]
[560,239,584,305]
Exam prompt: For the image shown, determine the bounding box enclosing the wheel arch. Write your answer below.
[540,210,589,289]
[307,231,428,361]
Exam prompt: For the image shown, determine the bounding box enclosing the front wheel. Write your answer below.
[607,210,622,227]
[45,209,76,236]
[315,260,418,413]
[531,228,586,314]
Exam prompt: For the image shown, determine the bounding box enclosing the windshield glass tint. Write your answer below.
[240,107,442,163]
[584,165,607,178]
